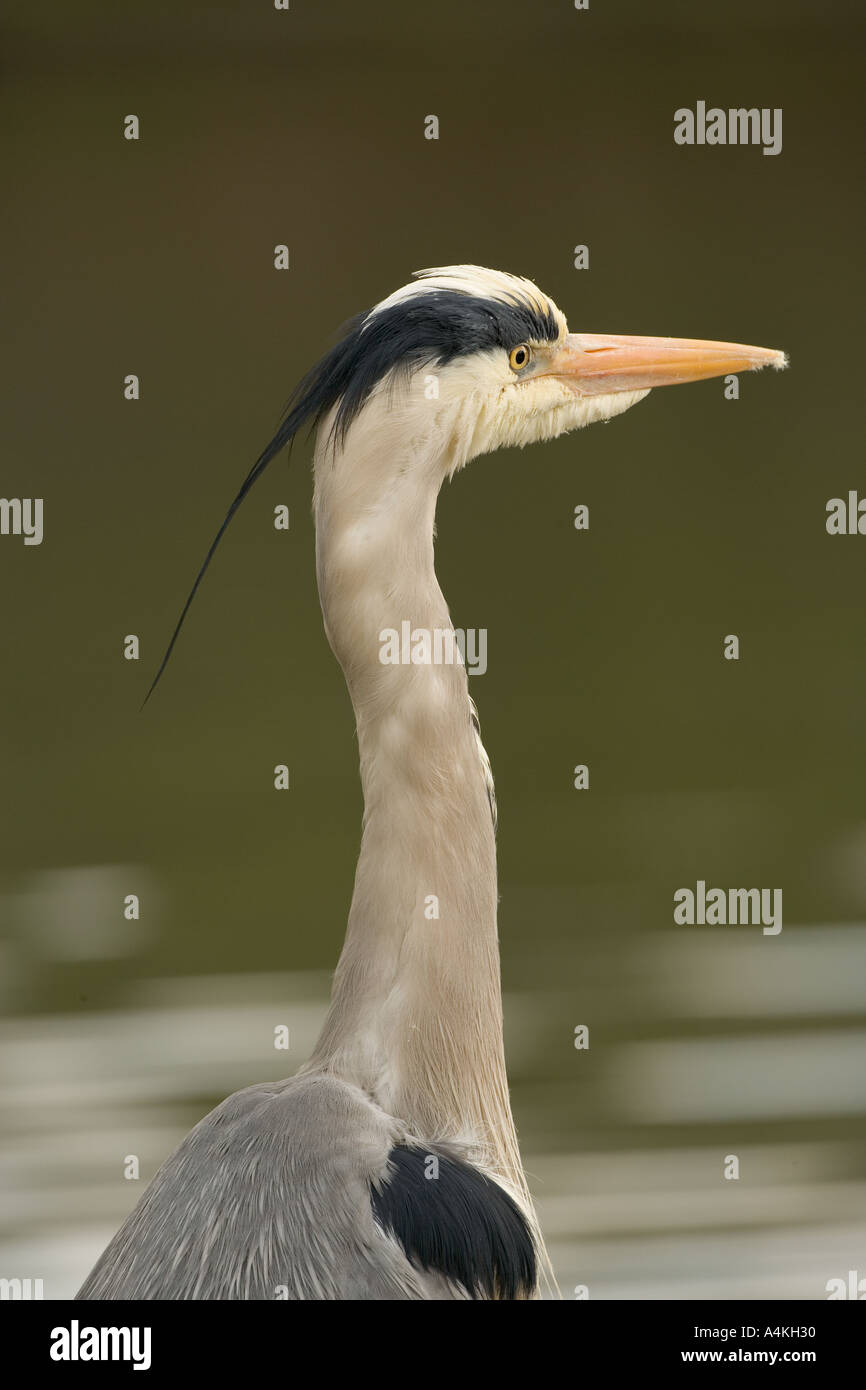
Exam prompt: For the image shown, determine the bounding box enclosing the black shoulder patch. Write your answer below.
[370,1145,536,1300]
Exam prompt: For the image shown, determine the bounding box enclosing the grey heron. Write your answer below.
[78,265,785,1300]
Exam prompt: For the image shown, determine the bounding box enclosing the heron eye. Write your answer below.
[508,344,531,372]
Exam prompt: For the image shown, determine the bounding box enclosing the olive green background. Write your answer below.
[1,0,864,1297]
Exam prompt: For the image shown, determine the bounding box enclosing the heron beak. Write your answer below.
[548,332,787,396]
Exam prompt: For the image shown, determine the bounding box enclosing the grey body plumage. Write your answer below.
[78,1074,470,1300]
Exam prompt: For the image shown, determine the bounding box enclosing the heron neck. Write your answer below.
[307,417,523,1194]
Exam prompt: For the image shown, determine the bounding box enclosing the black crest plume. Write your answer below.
[140,311,366,706]
[142,274,560,704]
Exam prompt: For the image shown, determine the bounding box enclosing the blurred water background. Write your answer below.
[1,1,864,1297]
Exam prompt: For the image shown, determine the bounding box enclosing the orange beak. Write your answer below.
[547,332,787,396]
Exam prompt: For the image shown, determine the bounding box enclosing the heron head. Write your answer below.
[142,265,786,702]
[317,264,787,472]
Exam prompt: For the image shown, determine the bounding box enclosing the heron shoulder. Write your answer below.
[77,1073,491,1299]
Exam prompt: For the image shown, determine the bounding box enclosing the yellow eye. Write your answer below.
[508,344,531,372]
